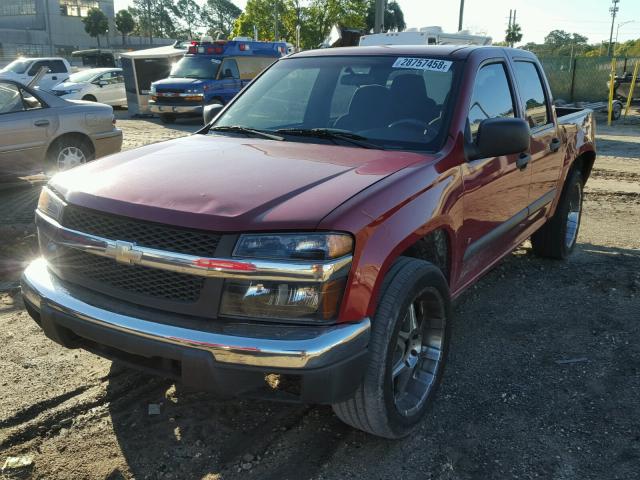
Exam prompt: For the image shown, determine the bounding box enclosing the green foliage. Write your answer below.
[505,23,522,46]
[176,0,201,38]
[615,39,640,58]
[204,0,242,38]
[233,0,367,48]
[82,8,109,47]
[365,0,405,33]
[522,29,595,57]
[130,0,180,40]
[115,9,135,45]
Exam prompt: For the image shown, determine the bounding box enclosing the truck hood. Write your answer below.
[50,135,432,232]
[153,77,207,88]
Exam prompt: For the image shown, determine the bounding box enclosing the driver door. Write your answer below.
[217,58,241,103]
[458,61,532,282]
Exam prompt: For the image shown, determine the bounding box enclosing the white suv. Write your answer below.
[51,68,126,107]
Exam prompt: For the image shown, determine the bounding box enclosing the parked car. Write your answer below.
[0,57,72,90]
[0,79,122,180]
[22,46,595,438]
[51,68,126,107]
[149,39,285,124]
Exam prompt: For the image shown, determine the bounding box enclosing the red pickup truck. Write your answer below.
[22,46,595,439]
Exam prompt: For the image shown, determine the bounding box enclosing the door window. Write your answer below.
[467,63,515,141]
[21,88,43,110]
[220,59,240,79]
[514,61,550,129]
[0,83,24,114]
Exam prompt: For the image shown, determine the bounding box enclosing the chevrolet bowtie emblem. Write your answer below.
[107,240,144,265]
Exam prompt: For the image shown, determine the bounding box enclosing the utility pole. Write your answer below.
[458,0,465,32]
[374,0,385,33]
[274,1,279,41]
[607,0,620,56]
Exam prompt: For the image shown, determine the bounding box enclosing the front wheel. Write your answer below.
[531,169,584,259]
[332,257,451,438]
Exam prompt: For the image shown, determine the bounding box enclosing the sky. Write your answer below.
[113,0,640,45]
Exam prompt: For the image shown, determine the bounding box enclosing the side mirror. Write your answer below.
[98,80,109,87]
[466,117,530,161]
[203,103,224,124]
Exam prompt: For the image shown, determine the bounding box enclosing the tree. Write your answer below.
[82,8,109,47]
[177,0,202,39]
[115,9,135,46]
[522,29,593,57]
[204,0,242,39]
[505,23,522,47]
[130,0,180,42]
[365,0,405,33]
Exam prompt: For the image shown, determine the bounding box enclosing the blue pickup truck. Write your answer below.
[149,39,287,123]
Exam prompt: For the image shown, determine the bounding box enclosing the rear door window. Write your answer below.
[513,61,551,129]
[467,63,515,141]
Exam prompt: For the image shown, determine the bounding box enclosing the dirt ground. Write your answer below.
[0,112,639,480]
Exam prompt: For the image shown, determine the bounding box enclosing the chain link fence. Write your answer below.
[539,56,640,103]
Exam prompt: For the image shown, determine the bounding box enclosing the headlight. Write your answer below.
[221,233,353,322]
[37,187,65,222]
[185,88,203,94]
[233,233,353,261]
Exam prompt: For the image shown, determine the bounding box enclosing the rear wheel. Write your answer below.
[531,169,584,259]
[160,114,176,124]
[45,137,93,176]
[332,257,451,438]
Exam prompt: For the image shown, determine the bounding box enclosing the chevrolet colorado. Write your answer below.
[22,46,595,438]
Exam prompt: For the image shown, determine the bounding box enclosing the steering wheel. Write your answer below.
[388,118,430,131]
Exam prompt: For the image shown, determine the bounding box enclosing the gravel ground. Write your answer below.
[0,112,638,480]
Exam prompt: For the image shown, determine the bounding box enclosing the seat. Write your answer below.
[334,85,390,132]
[389,74,439,124]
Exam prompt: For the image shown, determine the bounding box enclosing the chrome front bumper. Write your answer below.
[149,103,203,115]
[21,258,370,370]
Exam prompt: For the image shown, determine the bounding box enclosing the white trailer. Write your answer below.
[359,26,491,47]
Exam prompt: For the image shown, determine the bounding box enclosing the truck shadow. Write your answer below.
[106,242,640,480]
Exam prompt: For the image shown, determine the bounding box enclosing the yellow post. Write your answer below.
[623,61,639,118]
[608,57,616,126]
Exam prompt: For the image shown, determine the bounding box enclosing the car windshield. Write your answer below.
[170,56,221,79]
[68,70,102,83]
[213,55,458,151]
[1,59,32,74]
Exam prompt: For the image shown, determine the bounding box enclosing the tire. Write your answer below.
[332,257,451,438]
[82,95,97,102]
[611,101,622,121]
[531,168,584,259]
[45,137,93,176]
[160,114,176,124]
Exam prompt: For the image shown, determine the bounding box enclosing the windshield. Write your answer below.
[170,56,221,79]
[1,59,31,74]
[214,55,458,151]
[68,70,102,83]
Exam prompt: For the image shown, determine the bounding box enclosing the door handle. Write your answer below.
[52,76,57,80]
[516,153,530,170]
[549,137,561,152]
[34,119,50,127]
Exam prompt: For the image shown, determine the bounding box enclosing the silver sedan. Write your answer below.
[0,79,122,181]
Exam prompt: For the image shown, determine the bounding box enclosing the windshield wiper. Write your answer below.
[275,128,380,149]
[209,125,284,141]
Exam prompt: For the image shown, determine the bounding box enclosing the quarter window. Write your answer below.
[514,61,550,128]
[467,63,515,140]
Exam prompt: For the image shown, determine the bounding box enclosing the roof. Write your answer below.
[120,44,187,59]
[290,45,519,60]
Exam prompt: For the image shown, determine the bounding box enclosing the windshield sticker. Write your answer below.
[392,57,452,72]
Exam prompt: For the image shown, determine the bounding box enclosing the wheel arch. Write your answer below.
[46,132,96,160]
[571,150,596,183]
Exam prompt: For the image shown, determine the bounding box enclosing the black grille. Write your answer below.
[62,205,220,257]
[55,249,204,303]
[156,88,185,94]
